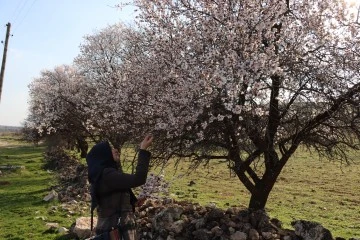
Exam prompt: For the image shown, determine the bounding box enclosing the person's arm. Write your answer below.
[103,135,153,190]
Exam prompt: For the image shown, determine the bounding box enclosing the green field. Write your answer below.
[0,133,359,239]
[159,149,360,239]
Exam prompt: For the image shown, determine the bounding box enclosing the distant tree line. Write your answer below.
[0,125,21,133]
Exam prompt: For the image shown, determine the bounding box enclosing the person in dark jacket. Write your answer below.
[86,135,153,240]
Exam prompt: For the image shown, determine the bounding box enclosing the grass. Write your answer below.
[0,134,80,240]
[268,150,360,238]
[0,133,359,239]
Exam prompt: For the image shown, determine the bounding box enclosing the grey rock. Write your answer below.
[211,226,224,237]
[58,227,69,234]
[43,190,58,202]
[192,229,211,240]
[261,231,273,240]
[153,206,184,231]
[45,222,59,230]
[230,231,247,240]
[291,220,333,240]
[207,208,225,221]
[194,218,206,229]
[248,229,260,240]
[73,217,96,239]
[169,220,185,234]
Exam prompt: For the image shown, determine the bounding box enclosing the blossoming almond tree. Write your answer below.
[27,65,90,156]
[74,24,155,149]
[126,0,360,209]
[28,24,155,156]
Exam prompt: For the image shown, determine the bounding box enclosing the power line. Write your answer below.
[9,0,27,22]
[12,0,29,25]
[12,0,38,35]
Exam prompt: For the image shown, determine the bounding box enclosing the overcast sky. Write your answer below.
[0,0,135,126]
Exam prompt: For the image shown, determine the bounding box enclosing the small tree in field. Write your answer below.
[28,24,156,155]
[27,65,90,156]
[124,0,360,209]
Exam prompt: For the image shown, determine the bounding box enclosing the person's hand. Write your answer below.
[140,134,153,150]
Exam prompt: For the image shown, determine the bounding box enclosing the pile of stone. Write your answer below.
[55,163,90,203]
[43,148,90,202]
[135,198,294,240]
[71,198,350,240]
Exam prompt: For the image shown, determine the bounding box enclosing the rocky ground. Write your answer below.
[62,197,352,240]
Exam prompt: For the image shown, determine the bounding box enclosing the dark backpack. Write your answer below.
[90,175,101,231]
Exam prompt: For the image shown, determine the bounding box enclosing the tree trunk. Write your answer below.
[248,170,280,210]
[248,182,272,210]
[233,149,287,210]
[77,137,88,158]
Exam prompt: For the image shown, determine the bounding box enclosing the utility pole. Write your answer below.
[0,22,11,102]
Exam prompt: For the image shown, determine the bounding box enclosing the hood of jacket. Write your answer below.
[86,141,118,184]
